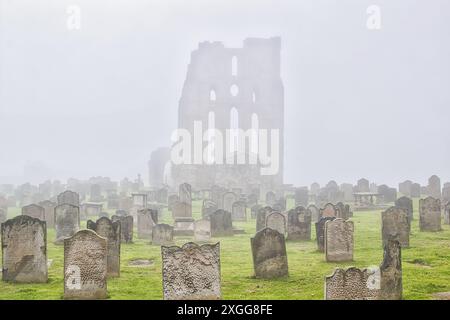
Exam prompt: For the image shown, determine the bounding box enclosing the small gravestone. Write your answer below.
[39,200,57,228]
[22,204,45,221]
[325,218,354,262]
[419,197,441,232]
[222,192,238,213]
[152,224,174,246]
[111,215,133,243]
[246,193,258,208]
[325,267,380,300]
[194,219,211,242]
[380,239,402,300]
[137,209,156,239]
[395,196,413,223]
[335,202,348,220]
[210,210,233,237]
[256,206,273,232]
[54,204,80,244]
[1,215,47,283]
[444,202,450,225]
[87,217,121,277]
[202,200,217,219]
[251,228,288,278]
[265,212,286,236]
[162,242,221,300]
[63,230,107,299]
[315,217,336,252]
[382,207,409,247]
[307,204,321,223]
[57,190,80,207]
[286,206,311,241]
[294,187,309,207]
[321,203,337,218]
[231,201,247,221]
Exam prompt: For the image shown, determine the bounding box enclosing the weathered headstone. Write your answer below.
[419,197,441,232]
[231,201,247,221]
[251,228,288,278]
[87,217,121,277]
[315,217,336,252]
[325,218,354,262]
[1,215,47,283]
[22,204,45,221]
[81,203,103,218]
[294,187,309,207]
[39,200,57,228]
[265,212,286,236]
[54,204,80,244]
[286,206,311,241]
[168,194,179,211]
[178,183,192,204]
[321,203,337,218]
[307,204,321,223]
[194,219,211,242]
[57,190,80,207]
[427,175,441,199]
[161,242,221,300]
[256,206,273,232]
[382,207,409,247]
[111,215,133,243]
[265,191,277,207]
[325,267,380,300]
[210,210,233,237]
[63,230,107,299]
[152,224,174,246]
[201,200,218,219]
[380,239,402,300]
[395,196,413,223]
[137,209,156,239]
[222,192,238,213]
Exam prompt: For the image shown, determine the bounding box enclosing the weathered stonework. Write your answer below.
[315,217,336,252]
[194,219,211,242]
[210,209,233,237]
[57,190,80,207]
[381,207,409,247]
[265,212,286,236]
[307,204,321,223]
[321,203,337,218]
[137,208,156,239]
[380,240,402,300]
[325,218,354,262]
[231,201,247,221]
[419,197,441,232]
[286,206,311,241]
[152,224,174,246]
[256,206,273,232]
[251,228,288,278]
[54,204,80,244]
[21,204,45,221]
[111,215,133,243]
[325,267,380,300]
[39,200,57,228]
[395,196,414,223]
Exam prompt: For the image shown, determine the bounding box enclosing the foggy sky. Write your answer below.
[0,0,449,187]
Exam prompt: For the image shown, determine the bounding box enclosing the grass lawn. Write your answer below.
[0,197,449,300]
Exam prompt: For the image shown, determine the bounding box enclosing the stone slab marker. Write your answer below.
[210,209,233,237]
[265,212,286,236]
[152,224,174,246]
[321,203,337,218]
[39,200,57,228]
[22,204,45,221]
[194,219,211,242]
[222,192,238,213]
[315,217,336,252]
[57,190,80,207]
[286,206,311,241]
[381,207,409,247]
[137,209,156,239]
[307,204,321,223]
[178,182,192,204]
[325,267,380,300]
[87,217,121,277]
[64,229,107,299]
[395,196,414,223]
[231,201,247,221]
[325,218,354,262]
[380,240,402,300]
[1,215,48,283]
[54,204,80,244]
[111,215,133,243]
[256,206,273,232]
[161,242,221,300]
[251,228,288,278]
[419,197,441,232]
[202,200,218,219]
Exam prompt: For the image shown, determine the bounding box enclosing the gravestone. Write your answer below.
[294,187,309,207]
[168,194,179,211]
[111,215,133,243]
[286,206,311,241]
[265,191,276,207]
[231,201,247,221]
[325,267,380,300]
[265,212,286,236]
[39,200,57,228]
[1,215,47,283]
[380,239,402,300]
[137,209,156,239]
[325,218,354,262]
[161,242,221,300]
[172,201,194,236]
[194,219,211,242]
[427,175,441,199]
[444,202,450,225]
[307,204,321,223]
[131,193,147,208]
[22,204,45,221]
[410,183,421,198]
[54,204,80,244]
[222,192,238,213]
[256,206,273,232]
[210,210,233,237]
[201,200,217,218]
[419,197,441,232]
[81,203,103,218]
[57,190,80,207]
[87,217,121,277]
[335,202,347,220]
[251,228,288,278]
[152,224,174,246]
[321,203,337,218]
[63,230,107,299]
[381,207,409,247]
[179,183,192,204]
[315,217,336,252]
[395,196,413,223]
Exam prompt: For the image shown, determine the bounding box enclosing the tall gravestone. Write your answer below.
[87,217,121,277]
[172,201,194,236]
[1,215,47,283]
[39,200,57,228]
[22,204,45,221]
[152,224,174,246]
[57,190,80,207]
[380,240,402,300]
[419,197,441,232]
[381,207,409,247]
[251,228,288,278]
[179,183,192,204]
[256,206,273,232]
[194,219,211,242]
[315,217,336,252]
[286,206,311,241]
[162,242,221,300]
[210,209,233,237]
[427,175,441,199]
[54,204,80,244]
[231,200,247,221]
[395,196,414,223]
[202,200,218,219]
[265,212,286,236]
[137,209,156,239]
[63,230,107,299]
[325,218,354,262]
[111,215,133,243]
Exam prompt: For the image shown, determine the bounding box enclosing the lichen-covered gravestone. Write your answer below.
[231,201,247,221]
[210,209,233,237]
[87,217,121,277]
[395,196,414,223]
[39,200,57,228]
[54,204,80,244]
[21,204,45,221]
[251,228,288,278]
[194,219,211,242]
[1,215,48,283]
[265,212,286,236]
[161,242,221,300]
[178,182,192,204]
[152,224,174,246]
[64,230,107,299]
[419,197,441,232]
[380,239,402,300]
[381,207,409,247]
[286,206,311,241]
[222,192,238,213]
[321,203,337,218]
[111,215,133,243]
[137,208,156,239]
[315,217,336,252]
[325,218,354,262]
[256,206,273,232]
[325,267,380,300]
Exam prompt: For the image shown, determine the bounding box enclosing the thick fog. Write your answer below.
[0,0,449,186]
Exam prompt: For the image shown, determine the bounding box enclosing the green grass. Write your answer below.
[1,197,450,300]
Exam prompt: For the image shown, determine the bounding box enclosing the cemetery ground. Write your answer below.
[1,198,449,300]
